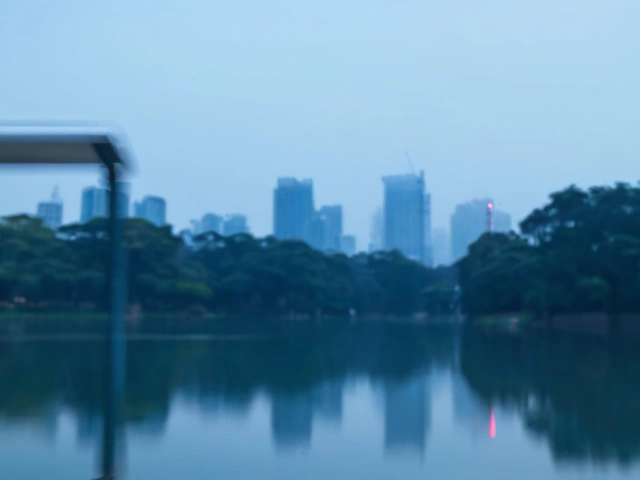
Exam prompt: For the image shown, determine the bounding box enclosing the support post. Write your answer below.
[100,163,126,479]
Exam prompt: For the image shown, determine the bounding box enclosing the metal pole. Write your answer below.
[100,163,126,479]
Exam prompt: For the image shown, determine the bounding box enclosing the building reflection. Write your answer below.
[76,414,102,447]
[451,372,490,437]
[383,372,429,456]
[3,322,640,469]
[312,379,343,425]
[271,391,313,450]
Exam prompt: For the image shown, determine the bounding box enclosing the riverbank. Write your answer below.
[471,312,640,338]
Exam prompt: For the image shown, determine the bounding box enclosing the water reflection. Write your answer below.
[460,331,640,466]
[1,322,640,477]
[383,373,429,456]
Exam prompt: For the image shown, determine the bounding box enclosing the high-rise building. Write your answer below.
[424,193,433,267]
[451,199,491,262]
[80,183,128,222]
[80,186,108,223]
[134,195,167,227]
[223,214,249,236]
[382,172,426,263]
[451,199,510,261]
[431,227,451,266]
[308,205,344,252]
[36,187,63,230]
[273,178,314,243]
[190,219,202,235]
[200,213,223,234]
[369,207,383,252]
[340,235,356,256]
[318,205,343,252]
[116,182,130,218]
[494,210,512,233]
[309,212,327,251]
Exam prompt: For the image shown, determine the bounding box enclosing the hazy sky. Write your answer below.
[1,1,639,249]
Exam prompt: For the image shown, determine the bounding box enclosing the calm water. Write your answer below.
[1,320,639,479]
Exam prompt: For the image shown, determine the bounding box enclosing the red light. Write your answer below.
[487,203,494,209]
[490,409,496,439]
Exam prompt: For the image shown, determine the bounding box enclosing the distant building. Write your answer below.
[451,199,491,262]
[308,205,344,252]
[369,207,383,252]
[273,178,314,243]
[80,183,128,222]
[190,219,202,235]
[223,214,249,236]
[340,235,356,256]
[36,187,63,230]
[424,193,433,267]
[80,186,108,223]
[431,227,451,266]
[382,172,426,263]
[134,195,167,227]
[200,213,223,234]
[451,199,511,261]
[309,212,327,251]
[318,205,343,252]
[116,182,130,218]
[494,210,512,233]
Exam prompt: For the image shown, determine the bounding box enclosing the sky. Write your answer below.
[1,0,639,250]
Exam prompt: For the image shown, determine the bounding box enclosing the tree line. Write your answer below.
[459,183,640,316]
[0,214,456,316]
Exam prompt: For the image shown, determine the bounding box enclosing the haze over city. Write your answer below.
[1,1,639,250]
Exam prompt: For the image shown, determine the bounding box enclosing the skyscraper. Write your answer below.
[369,207,383,252]
[223,214,249,236]
[318,205,343,252]
[308,205,344,252]
[273,178,314,243]
[80,184,128,223]
[134,195,167,227]
[451,199,510,261]
[309,212,327,251]
[424,193,433,267]
[200,213,223,234]
[431,227,451,266]
[80,186,108,223]
[36,187,63,230]
[340,235,356,256]
[382,172,426,263]
[494,210,512,233]
[116,182,130,218]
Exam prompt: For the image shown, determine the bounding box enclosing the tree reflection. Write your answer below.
[4,322,639,469]
[460,331,640,466]
[0,322,455,452]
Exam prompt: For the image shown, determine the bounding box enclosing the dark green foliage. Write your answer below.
[0,216,455,315]
[459,183,640,315]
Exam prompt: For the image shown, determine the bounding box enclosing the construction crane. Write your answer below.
[405,151,416,176]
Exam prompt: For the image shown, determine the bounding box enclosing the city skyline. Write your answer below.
[3,2,638,251]
[32,179,514,259]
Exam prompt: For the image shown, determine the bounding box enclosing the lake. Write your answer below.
[0,319,639,479]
